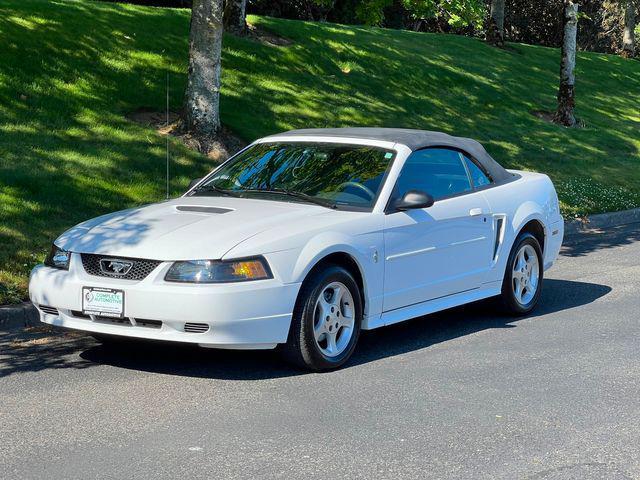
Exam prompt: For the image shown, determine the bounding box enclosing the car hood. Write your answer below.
[56,196,330,260]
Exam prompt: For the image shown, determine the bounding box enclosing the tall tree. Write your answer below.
[621,0,637,57]
[183,0,224,141]
[554,0,579,127]
[486,0,505,46]
[223,0,248,36]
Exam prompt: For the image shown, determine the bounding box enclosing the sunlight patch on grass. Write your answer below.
[100,55,135,72]
[6,15,54,29]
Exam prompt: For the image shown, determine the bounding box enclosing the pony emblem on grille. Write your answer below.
[99,259,134,276]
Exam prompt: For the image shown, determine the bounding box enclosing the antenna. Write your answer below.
[166,72,170,200]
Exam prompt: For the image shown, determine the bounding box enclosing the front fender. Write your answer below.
[261,230,383,325]
[295,231,384,321]
[225,212,386,324]
[292,232,369,282]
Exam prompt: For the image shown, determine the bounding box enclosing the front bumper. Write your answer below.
[29,254,300,349]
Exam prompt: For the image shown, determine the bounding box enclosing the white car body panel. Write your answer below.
[29,259,296,349]
[482,170,564,277]
[55,197,335,261]
[382,189,494,312]
[29,133,564,348]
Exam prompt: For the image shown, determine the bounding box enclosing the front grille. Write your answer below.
[94,315,132,326]
[39,305,59,315]
[81,254,162,281]
[184,322,209,333]
[71,311,161,329]
[134,318,162,329]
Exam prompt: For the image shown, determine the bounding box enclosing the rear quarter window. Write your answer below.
[463,156,492,188]
[394,148,472,200]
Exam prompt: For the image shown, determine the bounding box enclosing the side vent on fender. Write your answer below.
[493,216,505,261]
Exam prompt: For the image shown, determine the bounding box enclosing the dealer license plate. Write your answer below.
[82,287,124,318]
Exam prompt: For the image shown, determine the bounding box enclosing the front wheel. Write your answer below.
[499,232,543,315]
[282,265,362,371]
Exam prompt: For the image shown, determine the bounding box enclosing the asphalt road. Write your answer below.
[1,224,639,480]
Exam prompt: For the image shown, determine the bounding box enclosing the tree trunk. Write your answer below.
[223,0,247,36]
[622,1,636,58]
[183,0,223,139]
[554,1,579,127]
[486,0,505,46]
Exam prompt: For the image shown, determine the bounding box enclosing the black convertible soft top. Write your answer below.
[270,127,513,183]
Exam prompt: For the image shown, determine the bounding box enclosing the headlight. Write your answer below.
[44,244,71,270]
[165,256,273,283]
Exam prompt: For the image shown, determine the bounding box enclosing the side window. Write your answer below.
[394,148,472,201]
[463,155,492,188]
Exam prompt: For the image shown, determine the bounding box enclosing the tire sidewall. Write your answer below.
[298,266,362,370]
[503,233,544,314]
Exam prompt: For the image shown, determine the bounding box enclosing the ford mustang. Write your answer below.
[29,128,564,370]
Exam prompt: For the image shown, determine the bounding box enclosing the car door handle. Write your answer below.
[469,208,484,217]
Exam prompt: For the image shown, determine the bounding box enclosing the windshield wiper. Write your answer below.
[191,183,241,197]
[238,188,337,209]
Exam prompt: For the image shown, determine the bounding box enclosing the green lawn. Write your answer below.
[1,0,639,304]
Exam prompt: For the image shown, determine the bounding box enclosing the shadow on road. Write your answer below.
[0,278,611,380]
[0,328,96,378]
[351,278,611,368]
[78,278,610,379]
[562,222,640,257]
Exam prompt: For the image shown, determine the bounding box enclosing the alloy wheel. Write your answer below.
[313,281,355,357]
[512,244,540,306]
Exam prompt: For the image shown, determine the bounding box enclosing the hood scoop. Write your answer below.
[175,205,233,214]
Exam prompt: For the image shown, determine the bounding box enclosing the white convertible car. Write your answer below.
[30,128,563,370]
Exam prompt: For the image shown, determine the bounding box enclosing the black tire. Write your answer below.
[499,232,544,315]
[282,265,363,371]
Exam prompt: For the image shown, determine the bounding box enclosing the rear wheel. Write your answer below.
[283,265,362,371]
[499,232,543,315]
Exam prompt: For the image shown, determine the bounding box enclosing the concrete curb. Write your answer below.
[564,207,640,236]
[0,302,40,332]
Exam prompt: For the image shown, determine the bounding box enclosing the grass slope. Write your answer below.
[1,0,639,304]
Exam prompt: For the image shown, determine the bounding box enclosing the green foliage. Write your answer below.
[355,0,393,25]
[1,0,639,304]
[400,0,437,22]
[407,0,485,29]
[353,0,485,27]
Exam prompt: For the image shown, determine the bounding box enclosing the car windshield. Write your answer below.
[192,142,395,210]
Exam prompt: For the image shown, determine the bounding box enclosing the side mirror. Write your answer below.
[394,190,434,211]
[187,178,202,190]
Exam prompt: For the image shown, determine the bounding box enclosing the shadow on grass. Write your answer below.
[0,277,607,380]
